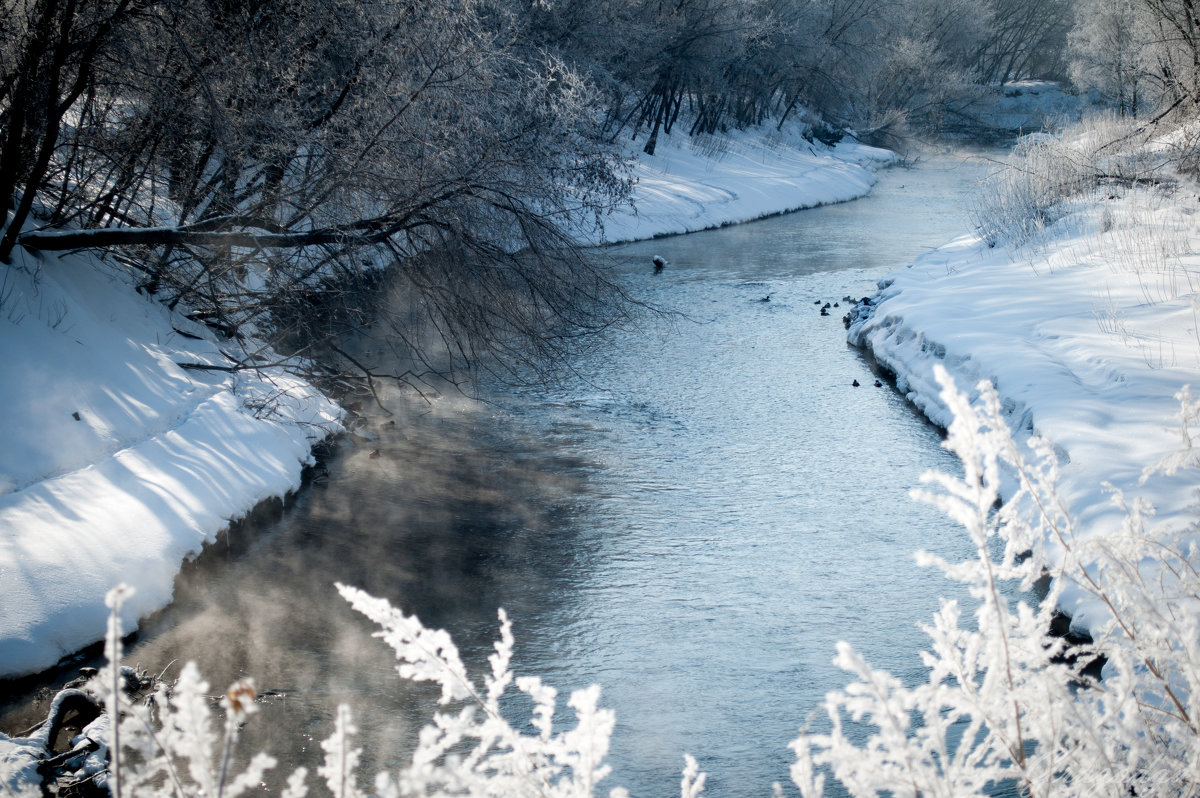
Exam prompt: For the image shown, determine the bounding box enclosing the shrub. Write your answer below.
[789,367,1200,797]
[972,114,1162,247]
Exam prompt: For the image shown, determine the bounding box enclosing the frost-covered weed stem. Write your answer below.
[789,366,1200,797]
[76,369,1200,797]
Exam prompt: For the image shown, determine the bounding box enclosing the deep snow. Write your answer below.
[0,245,341,679]
[0,127,889,680]
[849,187,1200,634]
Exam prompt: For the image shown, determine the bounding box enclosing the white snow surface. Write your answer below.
[0,243,341,678]
[593,126,894,243]
[849,189,1200,634]
[0,125,890,680]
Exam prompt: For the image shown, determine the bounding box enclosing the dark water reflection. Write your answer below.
[1,147,1004,797]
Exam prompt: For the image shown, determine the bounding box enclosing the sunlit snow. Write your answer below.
[850,190,1200,634]
[0,244,342,677]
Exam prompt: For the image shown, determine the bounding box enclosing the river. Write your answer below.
[1,147,1003,797]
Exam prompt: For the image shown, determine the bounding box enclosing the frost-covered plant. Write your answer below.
[338,584,628,798]
[77,583,642,798]
[96,585,285,798]
[787,365,1200,797]
[1098,195,1196,305]
[972,114,1164,248]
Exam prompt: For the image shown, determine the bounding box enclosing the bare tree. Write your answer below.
[0,0,140,262]
[973,0,1074,84]
[1138,0,1200,110]
[1,0,1090,400]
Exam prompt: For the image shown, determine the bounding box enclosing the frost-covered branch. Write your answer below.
[787,366,1200,797]
[338,584,632,798]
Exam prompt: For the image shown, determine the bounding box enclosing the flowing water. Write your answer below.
[1,147,1004,797]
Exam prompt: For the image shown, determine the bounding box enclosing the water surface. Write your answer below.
[1,147,1004,797]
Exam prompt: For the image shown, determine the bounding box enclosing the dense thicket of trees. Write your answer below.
[1068,0,1200,119]
[0,0,638,388]
[525,0,1009,150]
[6,0,1194,387]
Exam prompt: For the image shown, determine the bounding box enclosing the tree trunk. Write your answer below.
[0,0,135,263]
[642,83,671,156]
[0,0,60,218]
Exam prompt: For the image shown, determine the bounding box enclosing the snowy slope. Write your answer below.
[848,190,1200,633]
[0,245,341,677]
[595,127,894,243]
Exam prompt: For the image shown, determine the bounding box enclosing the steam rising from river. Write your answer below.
[0,385,589,780]
[2,148,1006,798]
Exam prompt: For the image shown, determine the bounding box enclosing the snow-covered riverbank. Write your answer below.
[0,126,892,679]
[594,128,893,243]
[0,245,343,678]
[848,185,1200,634]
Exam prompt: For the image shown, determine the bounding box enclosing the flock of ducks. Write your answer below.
[651,256,885,390]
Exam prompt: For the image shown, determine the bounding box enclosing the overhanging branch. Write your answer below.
[18,224,379,251]
[16,187,474,253]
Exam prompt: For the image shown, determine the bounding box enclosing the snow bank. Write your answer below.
[594,126,894,243]
[0,245,341,678]
[848,188,1200,633]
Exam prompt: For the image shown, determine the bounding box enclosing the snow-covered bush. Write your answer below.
[337,585,626,798]
[974,114,1200,315]
[788,366,1200,797]
[972,114,1163,247]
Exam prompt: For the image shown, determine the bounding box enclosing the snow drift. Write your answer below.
[0,245,341,678]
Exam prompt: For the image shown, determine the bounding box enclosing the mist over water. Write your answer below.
[1,148,1004,797]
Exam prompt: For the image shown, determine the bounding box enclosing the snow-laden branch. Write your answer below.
[16,220,411,252]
